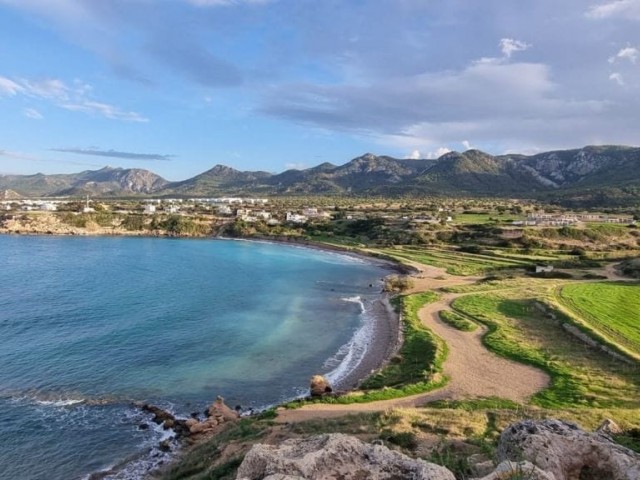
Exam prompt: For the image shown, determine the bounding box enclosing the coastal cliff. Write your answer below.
[158,418,640,479]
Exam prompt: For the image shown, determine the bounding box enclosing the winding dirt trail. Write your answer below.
[276,263,550,423]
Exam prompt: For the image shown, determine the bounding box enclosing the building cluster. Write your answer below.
[1,199,68,211]
[513,213,632,226]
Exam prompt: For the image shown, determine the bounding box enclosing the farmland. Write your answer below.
[558,282,640,358]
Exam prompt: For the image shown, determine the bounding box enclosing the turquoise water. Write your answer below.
[0,236,388,479]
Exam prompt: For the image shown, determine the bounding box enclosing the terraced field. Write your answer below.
[382,247,531,275]
[558,282,640,357]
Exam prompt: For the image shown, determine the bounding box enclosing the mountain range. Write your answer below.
[1,145,639,207]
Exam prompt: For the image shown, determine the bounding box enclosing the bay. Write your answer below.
[0,235,388,480]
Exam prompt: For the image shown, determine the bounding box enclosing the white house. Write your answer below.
[144,204,156,214]
[286,212,308,224]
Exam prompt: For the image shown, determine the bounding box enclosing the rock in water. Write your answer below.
[235,433,455,480]
[207,395,239,421]
[497,419,640,480]
[309,375,332,397]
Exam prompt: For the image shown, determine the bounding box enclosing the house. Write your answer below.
[144,204,156,214]
[286,212,308,224]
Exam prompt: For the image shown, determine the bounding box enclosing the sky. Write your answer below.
[0,0,639,180]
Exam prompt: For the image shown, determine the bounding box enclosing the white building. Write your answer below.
[144,204,156,214]
[286,212,308,224]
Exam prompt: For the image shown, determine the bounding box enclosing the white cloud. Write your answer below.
[62,101,148,122]
[422,147,452,159]
[0,76,24,96]
[23,108,43,119]
[0,74,147,122]
[499,38,531,58]
[609,46,639,63]
[609,72,625,85]
[587,0,640,20]
[284,162,306,170]
[407,149,421,159]
[462,140,473,150]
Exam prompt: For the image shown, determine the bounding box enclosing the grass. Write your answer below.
[439,310,478,332]
[158,418,268,480]
[286,292,449,406]
[381,246,530,276]
[360,292,445,389]
[454,213,524,225]
[452,294,640,409]
[558,282,640,358]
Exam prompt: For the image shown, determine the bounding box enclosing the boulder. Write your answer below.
[309,375,332,397]
[497,419,640,480]
[596,418,623,437]
[140,403,175,424]
[208,395,240,421]
[474,461,555,480]
[235,433,455,480]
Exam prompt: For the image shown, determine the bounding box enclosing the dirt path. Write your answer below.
[276,267,550,423]
[420,293,549,400]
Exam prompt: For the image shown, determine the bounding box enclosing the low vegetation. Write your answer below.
[438,310,478,332]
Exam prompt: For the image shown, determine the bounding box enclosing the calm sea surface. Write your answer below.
[0,235,387,480]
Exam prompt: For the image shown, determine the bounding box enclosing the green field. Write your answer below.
[558,282,640,357]
[382,247,531,276]
[453,213,524,225]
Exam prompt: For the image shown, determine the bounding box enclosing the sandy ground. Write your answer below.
[276,265,550,423]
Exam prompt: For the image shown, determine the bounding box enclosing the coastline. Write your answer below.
[1,231,409,479]
[329,295,400,392]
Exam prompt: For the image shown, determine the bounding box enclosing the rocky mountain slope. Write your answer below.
[0,166,167,197]
[2,146,639,205]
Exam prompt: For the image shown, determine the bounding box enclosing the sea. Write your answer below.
[0,235,390,480]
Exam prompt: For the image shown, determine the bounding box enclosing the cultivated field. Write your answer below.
[558,282,640,357]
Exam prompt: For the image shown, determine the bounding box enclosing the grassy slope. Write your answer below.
[558,282,640,357]
[452,293,640,409]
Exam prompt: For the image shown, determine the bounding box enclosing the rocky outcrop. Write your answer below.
[184,396,240,437]
[475,461,555,480]
[497,419,640,480]
[309,375,332,397]
[235,433,455,480]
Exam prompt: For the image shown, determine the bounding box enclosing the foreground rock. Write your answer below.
[497,419,640,480]
[235,433,455,480]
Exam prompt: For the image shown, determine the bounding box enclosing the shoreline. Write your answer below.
[1,232,409,479]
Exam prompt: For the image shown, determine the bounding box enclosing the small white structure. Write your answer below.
[218,205,232,215]
[286,212,308,224]
[167,206,180,214]
[40,203,57,211]
[535,265,554,273]
[144,204,156,214]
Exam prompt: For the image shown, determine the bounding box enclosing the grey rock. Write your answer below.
[236,433,455,480]
[497,419,640,480]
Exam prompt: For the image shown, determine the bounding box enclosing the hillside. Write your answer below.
[2,145,639,205]
[0,166,167,197]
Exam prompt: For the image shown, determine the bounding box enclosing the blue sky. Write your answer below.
[1,0,639,180]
